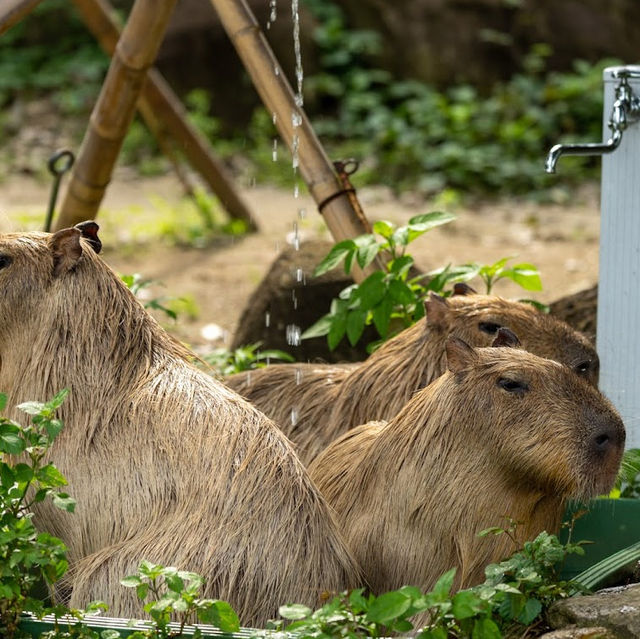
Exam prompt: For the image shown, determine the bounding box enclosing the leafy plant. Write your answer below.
[121,560,240,639]
[276,525,585,639]
[202,343,295,377]
[610,448,640,498]
[303,214,543,351]
[120,274,191,322]
[0,390,76,638]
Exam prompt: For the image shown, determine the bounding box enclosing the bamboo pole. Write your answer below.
[70,0,256,229]
[0,0,44,36]
[209,0,380,281]
[54,0,178,230]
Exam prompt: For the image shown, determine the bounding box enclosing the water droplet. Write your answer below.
[293,183,299,198]
[267,0,277,29]
[295,368,302,385]
[272,139,278,162]
[298,208,306,219]
[250,176,256,188]
[292,290,298,309]
[291,0,304,107]
[296,268,303,282]
[291,111,302,128]
[274,66,280,76]
[290,407,299,426]
[265,311,271,328]
[286,324,301,346]
[272,112,277,125]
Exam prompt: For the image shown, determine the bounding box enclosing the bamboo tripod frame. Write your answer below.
[2,0,378,280]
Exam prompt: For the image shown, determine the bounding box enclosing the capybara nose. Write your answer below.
[591,418,625,455]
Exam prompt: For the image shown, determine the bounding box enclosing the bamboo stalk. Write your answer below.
[55,0,178,230]
[0,0,44,36]
[70,0,256,229]
[209,0,380,281]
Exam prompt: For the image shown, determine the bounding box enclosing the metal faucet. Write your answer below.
[545,69,640,173]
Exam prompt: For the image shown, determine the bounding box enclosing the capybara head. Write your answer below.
[426,291,599,385]
[443,330,623,499]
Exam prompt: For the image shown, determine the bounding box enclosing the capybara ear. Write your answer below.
[491,327,521,348]
[446,336,479,373]
[452,282,477,296]
[425,292,451,329]
[50,227,83,277]
[75,220,102,254]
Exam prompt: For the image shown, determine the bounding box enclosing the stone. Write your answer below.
[548,584,640,639]
[231,240,374,363]
[540,627,618,638]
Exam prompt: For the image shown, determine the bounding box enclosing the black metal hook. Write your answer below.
[44,149,75,232]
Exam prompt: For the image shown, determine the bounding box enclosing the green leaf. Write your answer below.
[405,211,457,243]
[13,463,33,483]
[356,271,386,309]
[518,299,550,313]
[37,464,68,488]
[209,601,241,632]
[136,583,149,600]
[0,394,6,412]
[279,603,312,620]
[46,388,70,411]
[472,617,502,639]
[432,568,456,599]
[366,590,411,624]
[120,576,143,588]
[0,425,25,455]
[314,240,356,276]
[517,597,542,624]
[452,590,483,619]
[328,312,348,350]
[503,263,543,291]
[356,240,381,270]
[17,401,46,416]
[389,279,415,305]
[165,573,185,593]
[346,309,367,346]
[301,314,332,340]
[373,219,395,239]
[418,628,448,639]
[52,492,76,513]
[371,296,393,337]
[44,418,64,440]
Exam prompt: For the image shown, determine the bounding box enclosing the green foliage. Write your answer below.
[120,274,197,322]
[297,0,617,197]
[0,390,75,639]
[275,528,584,638]
[0,0,108,115]
[121,560,240,639]
[610,448,640,498]
[203,343,295,377]
[303,215,543,351]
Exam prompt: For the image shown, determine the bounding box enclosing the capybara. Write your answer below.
[0,223,361,625]
[227,291,600,464]
[308,330,625,600]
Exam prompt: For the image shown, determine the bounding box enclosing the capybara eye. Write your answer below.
[497,377,529,394]
[575,361,591,375]
[0,255,12,270]
[478,321,501,334]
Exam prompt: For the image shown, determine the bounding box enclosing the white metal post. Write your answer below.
[598,65,640,448]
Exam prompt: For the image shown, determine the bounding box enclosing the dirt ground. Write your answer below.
[0,169,601,354]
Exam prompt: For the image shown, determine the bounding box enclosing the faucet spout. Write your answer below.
[545,129,623,173]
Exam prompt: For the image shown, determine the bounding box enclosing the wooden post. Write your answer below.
[69,0,256,229]
[54,0,179,230]
[0,0,43,36]
[209,0,380,281]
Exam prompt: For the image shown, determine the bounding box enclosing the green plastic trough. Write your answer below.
[559,498,640,581]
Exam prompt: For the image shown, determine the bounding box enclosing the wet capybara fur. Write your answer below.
[308,331,625,600]
[0,224,361,625]
[227,291,600,464]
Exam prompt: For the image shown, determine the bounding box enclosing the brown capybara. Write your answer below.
[308,329,625,601]
[0,223,360,625]
[227,290,600,464]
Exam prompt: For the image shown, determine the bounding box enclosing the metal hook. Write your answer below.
[44,149,75,232]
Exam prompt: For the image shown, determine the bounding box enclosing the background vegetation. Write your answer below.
[0,0,618,199]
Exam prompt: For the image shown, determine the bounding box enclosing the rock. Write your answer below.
[549,285,598,339]
[540,627,617,639]
[231,240,374,362]
[548,584,640,639]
